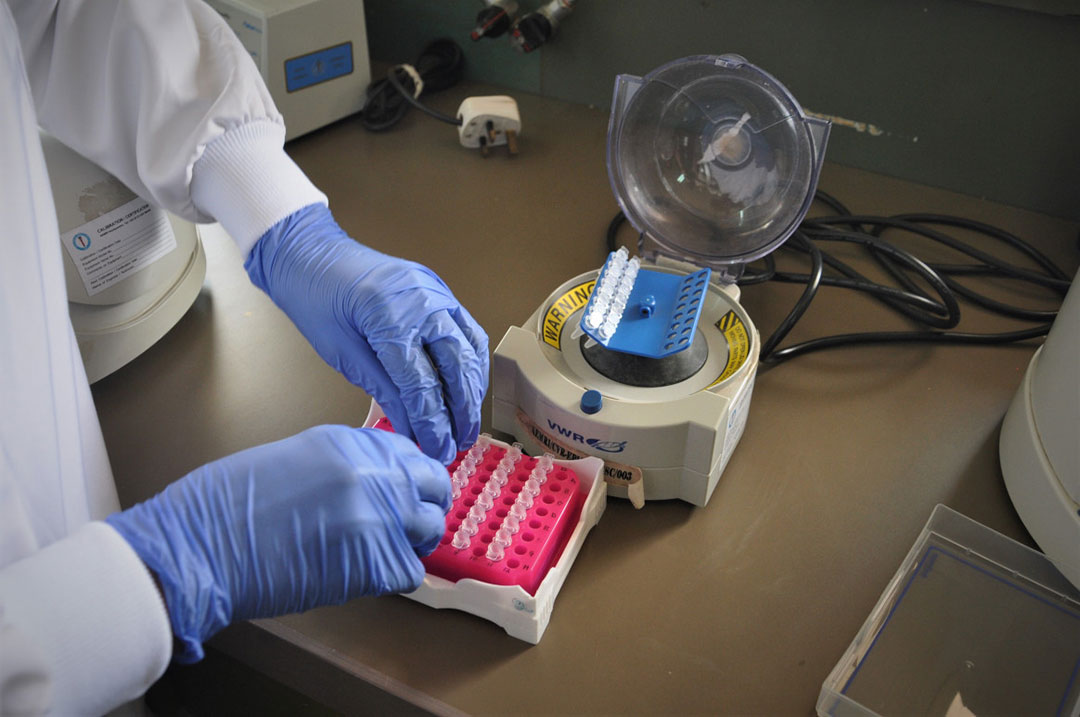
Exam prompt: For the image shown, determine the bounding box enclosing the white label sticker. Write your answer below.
[60,198,176,296]
[721,373,755,467]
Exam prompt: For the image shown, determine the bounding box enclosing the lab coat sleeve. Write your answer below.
[0,522,172,716]
[9,0,327,257]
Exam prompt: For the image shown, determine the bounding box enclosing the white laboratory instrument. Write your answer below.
[1000,269,1080,590]
[204,0,371,141]
[40,134,206,384]
[492,55,830,508]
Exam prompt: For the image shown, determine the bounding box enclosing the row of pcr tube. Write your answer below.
[450,433,499,500]
[450,446,557,562]
[450,438,515,548]
[484,451,557,562]
[583,246,641,341]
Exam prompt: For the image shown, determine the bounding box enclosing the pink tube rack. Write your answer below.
[372,418,583,596]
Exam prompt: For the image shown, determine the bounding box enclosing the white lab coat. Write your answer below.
[0,1,326,713]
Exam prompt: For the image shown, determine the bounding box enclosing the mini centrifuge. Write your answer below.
[493,54,831,508]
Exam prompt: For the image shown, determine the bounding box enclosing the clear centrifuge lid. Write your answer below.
[606,55,830,269]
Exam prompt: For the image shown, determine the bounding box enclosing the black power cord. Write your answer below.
[604,192,1074,366]
[359,39,465,132]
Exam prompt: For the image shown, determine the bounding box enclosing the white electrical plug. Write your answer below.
[457,95,521,156]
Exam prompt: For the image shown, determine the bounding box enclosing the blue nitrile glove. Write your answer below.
[105,425,450,663]
[246,204,488,464]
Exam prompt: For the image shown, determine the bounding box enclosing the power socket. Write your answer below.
[457,96,521,156]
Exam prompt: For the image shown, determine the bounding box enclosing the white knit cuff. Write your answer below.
[190,120,328,258]
[0,522,172,715]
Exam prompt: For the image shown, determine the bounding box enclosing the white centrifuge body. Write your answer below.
[493,55,830,508]
[493,267,759,508]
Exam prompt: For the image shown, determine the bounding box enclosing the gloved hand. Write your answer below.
[105,425,450,663]
[246,204,489,464]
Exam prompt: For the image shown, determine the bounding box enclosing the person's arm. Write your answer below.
[0,522,173,715]
[1,425,450,715]
[9,0,325,241]
[12,0,489,460]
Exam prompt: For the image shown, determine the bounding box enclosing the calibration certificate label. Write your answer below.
[542,280,596,349]
[515,410,643,487]
[61,198,176,296]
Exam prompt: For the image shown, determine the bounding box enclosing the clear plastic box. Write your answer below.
[818,504,1080,717]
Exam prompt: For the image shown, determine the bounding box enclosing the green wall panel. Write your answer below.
[364,0,541,94]
[364,0,1080,220]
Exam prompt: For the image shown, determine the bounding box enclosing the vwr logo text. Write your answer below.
[546,420,627,453]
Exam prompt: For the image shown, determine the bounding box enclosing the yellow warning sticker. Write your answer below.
[541,280,596,349]
[709,310,750,387]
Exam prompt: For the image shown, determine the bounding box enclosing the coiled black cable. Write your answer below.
[603,192,1074,366]
[759,197,1071,364]
[758,232,823,359]
[359,39,465,132]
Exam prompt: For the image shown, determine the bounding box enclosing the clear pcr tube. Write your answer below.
[515,491,533,510]
[510,502,528,521]
[538,454,555,471]
[524,478,542,497]
[493,527,514,547]
[451,483,461,500]
[490,467,509,487]
[468,504,487,523]
[501,513,520,534]
[477,492,494,511]
[486,542,505,561]
[451,529,471,549]
[460,517,479,536]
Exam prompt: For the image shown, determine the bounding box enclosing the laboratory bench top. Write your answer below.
[92,82,1079,715]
